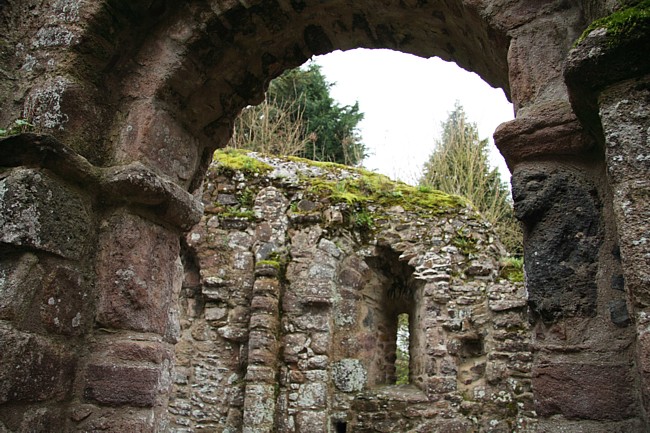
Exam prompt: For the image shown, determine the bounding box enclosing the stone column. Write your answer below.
[599,76,650,425]
[494,6,645,431]
[242,267,282,433]
[565,20,650,428]
[81,211,183,431]
[0,137,95,432]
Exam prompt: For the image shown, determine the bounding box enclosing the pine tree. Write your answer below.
[420,103,522,256]
[229,63,365,165]
[266,63,366,165]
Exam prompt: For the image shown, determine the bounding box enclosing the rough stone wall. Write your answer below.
[170,152,533,432]
[0,134,203,432]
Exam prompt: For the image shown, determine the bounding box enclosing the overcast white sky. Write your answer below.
[314,48,514,185]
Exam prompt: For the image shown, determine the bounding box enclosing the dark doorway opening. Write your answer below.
[334,420,348,433]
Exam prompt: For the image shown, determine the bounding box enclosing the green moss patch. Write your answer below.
[220,207,256,220]
[256,259,281,269]
[302,167,465,215]
[576,0,650,47]
[452,230,478,256]
[213,148,273,175]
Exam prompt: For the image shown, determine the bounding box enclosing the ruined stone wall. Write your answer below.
[169,152,533,432]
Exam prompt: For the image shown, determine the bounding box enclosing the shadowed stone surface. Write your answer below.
[0,168,92,259]
[0,325,76,404]
[512,165,602,321]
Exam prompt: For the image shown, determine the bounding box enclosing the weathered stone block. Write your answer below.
[0,253,42,321]
[297,383,327,409]
[75,408,157,432]
[2,407,67,433]
[95,212,181,335]
[0,326,75,403]
[600,78,650,186]
[292,313,330,332]
[249,313,279,331]
[426,376,457,399]
[512,165,602,321]
[100,340,173,364]
[0,168,93,259]
[83,362,163,407]
[249,347,277,365]
[610,184,650,306]
[245,366,276,383]
[243,384,275,432]
[39,265,90,335]
[218,325,248,342]
[333,359,367,392]
[116,102,199,185]
[295,410,327,432]
[251,296,278,314]
[532,363,637,420]
[205,305,228,321]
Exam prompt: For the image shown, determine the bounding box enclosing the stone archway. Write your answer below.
[1,0,649,431]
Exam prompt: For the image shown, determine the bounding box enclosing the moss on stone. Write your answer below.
[256,259,281,269]
[452,231,478,256]
[213,148,273,175]
[576,0,650,46]
[217,151,465,216]
[302,167,465,216]
[286,155,352,172]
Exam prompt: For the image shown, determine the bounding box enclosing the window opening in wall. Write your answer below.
[333,420,348,433]
[395,313,410,385]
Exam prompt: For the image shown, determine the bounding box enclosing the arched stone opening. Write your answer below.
[361,245,423,388]
[91,1,514,189]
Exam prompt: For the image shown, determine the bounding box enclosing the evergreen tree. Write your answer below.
[420,103,522,255]
[267,63,366,165]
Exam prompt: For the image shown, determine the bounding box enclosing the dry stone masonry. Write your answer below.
[0,0,649,431]
[171,151,531,432]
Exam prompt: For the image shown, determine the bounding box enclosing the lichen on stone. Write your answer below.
[23,76,71,130]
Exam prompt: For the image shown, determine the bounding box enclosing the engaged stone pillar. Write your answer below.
[563,14,650,431]
[598,79,650,420]
[81,211,182,430]
[242,267,282,433]
[0,134,202,431]
[0,156,94,432]
[242,185,289,432]
[494,8,643,428]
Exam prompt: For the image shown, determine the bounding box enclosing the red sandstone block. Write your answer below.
[0,327,75,403]
[532,362,637,420]
[83,363,162,407]
[95,212,180,336]
[251,296,279,314]
[102,340,173,364]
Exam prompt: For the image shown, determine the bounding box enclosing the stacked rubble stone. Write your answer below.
[170,150,531,432]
